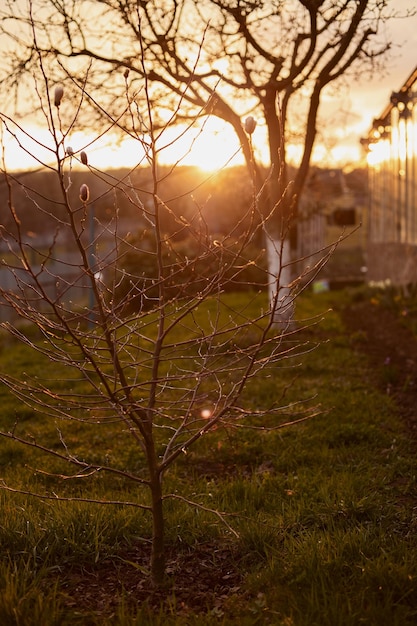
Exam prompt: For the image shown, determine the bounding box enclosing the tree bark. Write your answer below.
[144,425,165,586]
[263,89,294,325]
[266,235,294,327]
[150,470,165,586]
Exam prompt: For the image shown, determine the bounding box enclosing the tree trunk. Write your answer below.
[264,90,295,326]
[266,234,294,327]
[144,427,165,586]
[150,470,165,586]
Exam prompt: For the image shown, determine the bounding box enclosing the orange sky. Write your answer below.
[1,1,417,173]
[339,0,417,167]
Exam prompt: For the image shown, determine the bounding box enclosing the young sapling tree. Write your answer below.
[0,25,330,586]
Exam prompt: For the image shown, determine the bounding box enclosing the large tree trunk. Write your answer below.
[266,234,294,327]
[264,90,295,326]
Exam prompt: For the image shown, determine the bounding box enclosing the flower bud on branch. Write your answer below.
[244,116,257,135]
[79,184,90,203]
[54,85,64,107]
[80,151,88,165]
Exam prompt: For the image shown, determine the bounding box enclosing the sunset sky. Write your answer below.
[190,1,417,171]
[1,0,417,173]
[340,0,417,167]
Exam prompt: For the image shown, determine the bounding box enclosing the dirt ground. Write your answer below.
[54,297,417,619]
[58,540,244,618]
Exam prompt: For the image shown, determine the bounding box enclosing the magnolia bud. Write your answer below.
[66,146,74,156]
[244,116,257,135]
[80,151,88,165]
[123,68,129,79]
[54,85,64,107]
[79,184,90,203]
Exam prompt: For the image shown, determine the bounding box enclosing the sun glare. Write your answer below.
[157,118,245,172]
[1,111,364,174]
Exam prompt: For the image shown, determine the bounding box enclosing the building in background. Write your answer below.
[298,167,366,288]
[364,65,417,288]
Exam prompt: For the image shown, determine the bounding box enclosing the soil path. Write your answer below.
[342,299,417,439]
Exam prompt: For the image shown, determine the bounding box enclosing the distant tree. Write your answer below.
[0,165,261,245]
[0,0,397,322]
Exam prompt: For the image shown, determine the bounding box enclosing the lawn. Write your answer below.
[0,288,416,625]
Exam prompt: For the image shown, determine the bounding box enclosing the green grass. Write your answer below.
[0,289,417,624]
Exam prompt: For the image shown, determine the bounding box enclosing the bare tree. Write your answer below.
[0,0,397,323]
[0,13,336,586]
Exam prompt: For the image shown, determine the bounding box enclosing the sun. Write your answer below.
[157,118,245,172]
